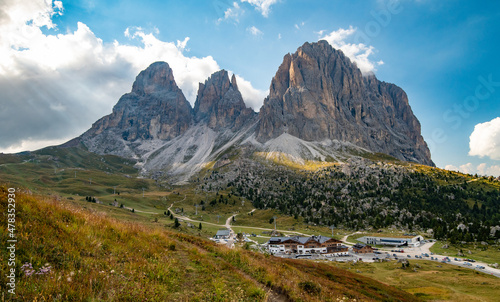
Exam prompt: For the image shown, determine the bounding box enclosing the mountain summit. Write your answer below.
[81,62,193,157]
[255,41,432,166]
[76,41,433,182]
[194,70,256,130]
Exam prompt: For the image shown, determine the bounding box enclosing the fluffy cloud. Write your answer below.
[469,117,500,160]
[247,25,263,36]
[240,0,278,17]
[216,2,243,24]
[318,26,383,74]
[0,1,264,153]
[234,75,268,111]
[444,163,500,177]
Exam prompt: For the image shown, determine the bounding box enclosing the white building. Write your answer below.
[358,235,424,247]
[266,235,348,255]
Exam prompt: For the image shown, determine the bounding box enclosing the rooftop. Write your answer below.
[353,243,367,249]
[267,235,339,245]
[216,229,230,236]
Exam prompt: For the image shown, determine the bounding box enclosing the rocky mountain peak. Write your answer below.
[131,61,180,95]
[255,41,433,166]
[231,73,238,90]
[194,70,255,130]
[77,42,433,173]
[80,62,192,154]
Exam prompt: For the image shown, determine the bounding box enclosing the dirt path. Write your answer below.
[123,207,159,214]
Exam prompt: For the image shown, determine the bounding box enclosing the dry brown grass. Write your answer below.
[1,186,418,301]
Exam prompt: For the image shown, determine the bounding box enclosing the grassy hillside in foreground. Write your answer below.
[0,187,418,302]
[331,260,500,301]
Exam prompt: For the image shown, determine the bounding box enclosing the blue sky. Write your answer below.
[1,0,500,176]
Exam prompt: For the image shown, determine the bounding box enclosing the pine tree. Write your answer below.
[174,218,180,228]
[199,223,202,230]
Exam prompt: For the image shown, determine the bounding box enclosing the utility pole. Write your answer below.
[330,225,335,238]
[142,188,145,198]
[273,216,277,231]
[89,178,92,185]
[113,186,116,195]
[195,204,198,215]
[217,215,221,224]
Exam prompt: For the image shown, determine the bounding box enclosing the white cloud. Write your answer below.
[234,75,267,111]
[444,164,459,171]
[0,137,73,154]
[294,22,305,30]
[318,26,381,74]
[485,165,500,177]
[469,117,500,160]
[459,163,476,175]
[247,25,263,36]
[0,0,264,153]
[477,163,487,175]
[444,162,500,177]
[216,2,243,24]
[240,0,278,17]
[444,163,475,175]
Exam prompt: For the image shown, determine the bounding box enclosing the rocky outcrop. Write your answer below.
[82,62,192,143]
[194,70,255,130]
[255,41,433,166]
[76,41,434,179]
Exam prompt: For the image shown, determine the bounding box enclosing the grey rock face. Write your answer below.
[255,41,433,166]
[194,70,256,130]
[77,41,433,180]
[83,62,192,142]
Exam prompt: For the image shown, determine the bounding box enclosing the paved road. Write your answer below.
[124,202,500,278]
[341,231,363,246]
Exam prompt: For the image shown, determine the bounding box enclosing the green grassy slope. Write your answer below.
[0,187,418,301]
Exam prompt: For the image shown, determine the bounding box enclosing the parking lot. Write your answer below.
[271,241,500,278]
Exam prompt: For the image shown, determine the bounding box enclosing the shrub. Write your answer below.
[299,281,321,295]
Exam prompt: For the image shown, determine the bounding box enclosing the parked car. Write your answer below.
[407,255,411,258]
